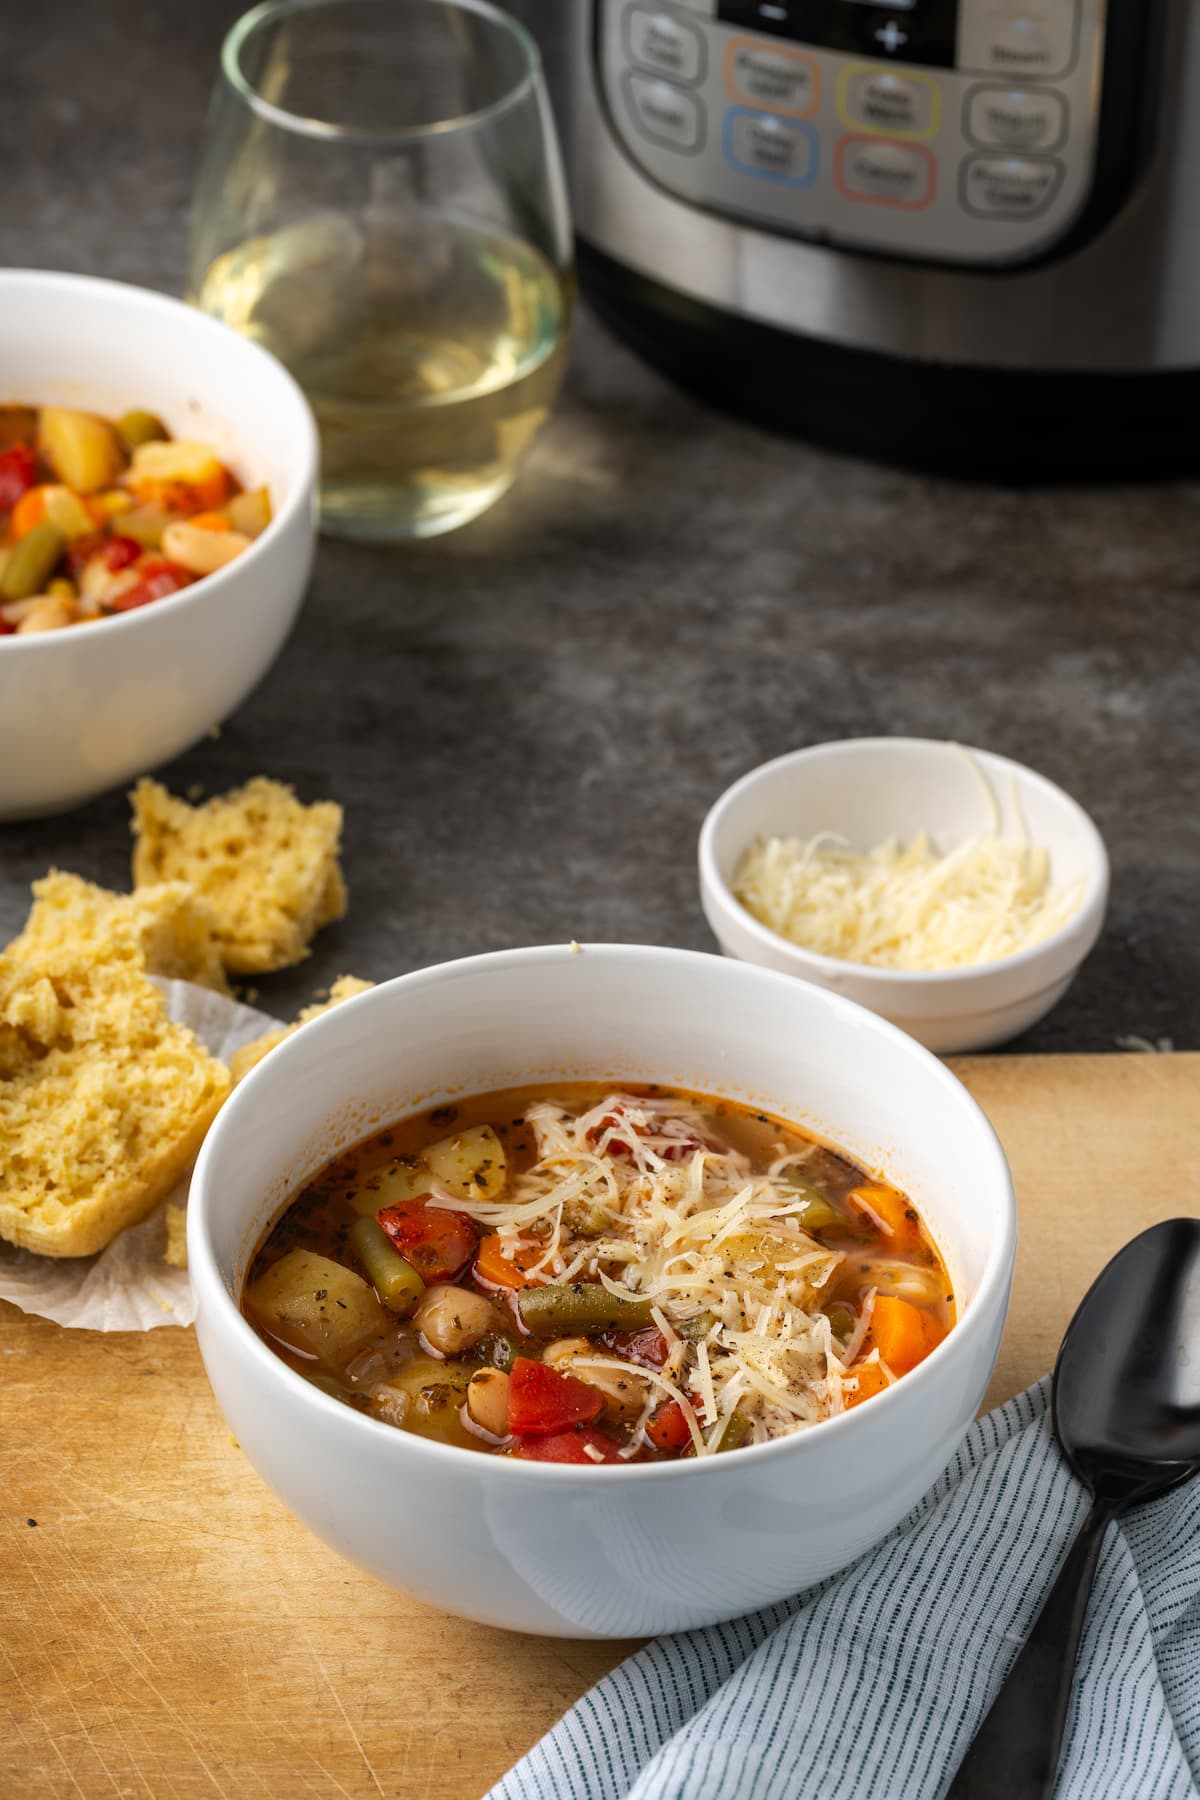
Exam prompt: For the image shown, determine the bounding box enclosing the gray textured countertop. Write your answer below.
[2,0,1197,1050]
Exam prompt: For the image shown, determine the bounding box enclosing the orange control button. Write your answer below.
[725,37,819,119]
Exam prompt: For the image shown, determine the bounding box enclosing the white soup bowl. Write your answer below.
[189,943,1016,1639]
[0,269,318,820]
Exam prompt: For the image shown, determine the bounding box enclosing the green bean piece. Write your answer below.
[791,1189,842,1235]
[677,1311,718,1342]
[117,408,168,452]
[348,1216,425,1316]
[714,1408,754,1454]
[826,1303,856,1341]
[0,521,66,602]
[517,1282,655,1336]
[571,1202,612,1238]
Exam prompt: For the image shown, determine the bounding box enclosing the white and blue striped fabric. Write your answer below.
[489,1380,1200,1800]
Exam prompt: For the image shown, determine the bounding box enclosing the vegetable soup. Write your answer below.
[243,1084,954,1464]
[0,402,270,635]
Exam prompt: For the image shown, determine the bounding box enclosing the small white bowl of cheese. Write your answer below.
[698,738,1110,1054]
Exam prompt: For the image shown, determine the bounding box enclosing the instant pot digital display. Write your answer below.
[717,0,958,67]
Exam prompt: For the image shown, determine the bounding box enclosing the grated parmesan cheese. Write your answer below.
[733,826,1082,972]
[438,1093,856,1453]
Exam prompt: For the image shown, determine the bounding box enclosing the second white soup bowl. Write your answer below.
[0,270,318,820]
[189,944,1016,1639]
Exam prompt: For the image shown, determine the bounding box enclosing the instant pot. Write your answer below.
[518,0,1194,477]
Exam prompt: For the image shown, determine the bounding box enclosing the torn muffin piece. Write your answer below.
[7,868,229,993]
[130,776,347,975]
[0,945,231,1258]
[230,975,373,1083]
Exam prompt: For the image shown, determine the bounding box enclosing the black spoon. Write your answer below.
[947,1217,1200,1800]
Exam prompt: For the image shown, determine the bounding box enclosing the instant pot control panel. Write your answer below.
[595,0,1125,266]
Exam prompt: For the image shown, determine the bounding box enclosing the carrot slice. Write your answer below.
[186,511,232,531]
[10,486,47,538]
[474,1232,548,1291]
[843,1360,889,1410]
[867,1295,940,1376]
[848,1184,919,1248]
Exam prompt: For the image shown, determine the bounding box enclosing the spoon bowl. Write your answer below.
[1055,1216,1200,1488]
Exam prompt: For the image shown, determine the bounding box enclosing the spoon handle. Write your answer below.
[945,1499,1113,1799]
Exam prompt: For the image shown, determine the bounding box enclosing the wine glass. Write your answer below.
[188,0,573,541]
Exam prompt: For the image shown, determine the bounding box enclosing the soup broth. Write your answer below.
[243,1083,955,1464]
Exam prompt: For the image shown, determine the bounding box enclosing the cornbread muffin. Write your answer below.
[230,975,373,1083]
[8,869,229,993]
[131,776,347,975]
[0,946,231,1258]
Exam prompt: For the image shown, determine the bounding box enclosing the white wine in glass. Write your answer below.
[189,0,573,542]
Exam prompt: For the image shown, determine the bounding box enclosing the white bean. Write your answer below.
[542,1336,592,1367]
[161,521,252,576]
[415,1284,503,1357]
[466,1369,510,1438]
[15,596,75,634]
[543,1336,648,1422]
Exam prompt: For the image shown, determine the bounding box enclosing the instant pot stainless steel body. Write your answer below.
[520,0,1197,476]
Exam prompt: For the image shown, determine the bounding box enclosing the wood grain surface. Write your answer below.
[3,1054,1198,1800]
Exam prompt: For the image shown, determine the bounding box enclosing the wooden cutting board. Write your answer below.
[3,1054,1198,1800]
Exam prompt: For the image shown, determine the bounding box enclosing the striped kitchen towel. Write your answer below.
[489,1379,1200,1800]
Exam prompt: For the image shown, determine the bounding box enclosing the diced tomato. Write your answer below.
[646,1399,692,1453]
[0,444,36,512]
[100,534,142,572]
[0,615,13,636]
[600,1324,670,1368]
[660,1138,706,1163]
[586,1110,636,1158]
[510,1425,623,1465]
[66,531,144,580]
[586,1102,705,1163]
[109,559,194,613]
[508,1356,604,1435]
[376,1198,478,1283]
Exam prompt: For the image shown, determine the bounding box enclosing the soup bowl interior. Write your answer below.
[190,943,1016,1639]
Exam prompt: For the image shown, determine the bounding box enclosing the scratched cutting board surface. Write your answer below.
[3,1054,1199,1800]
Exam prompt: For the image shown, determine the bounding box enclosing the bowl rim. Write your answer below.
[0,268,319,657]
[698,737,1111,992]
[189,941,1017,1482]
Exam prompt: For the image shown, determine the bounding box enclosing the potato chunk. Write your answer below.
[39,407,125,493]
[126,439,231,511]
[373,1356,474,1445]
[425,1125,508,1201]
[351,1124,508,1216]
[245,1249,388,1360]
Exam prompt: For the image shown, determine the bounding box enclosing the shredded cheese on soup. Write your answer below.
[433,1093,861,1455]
